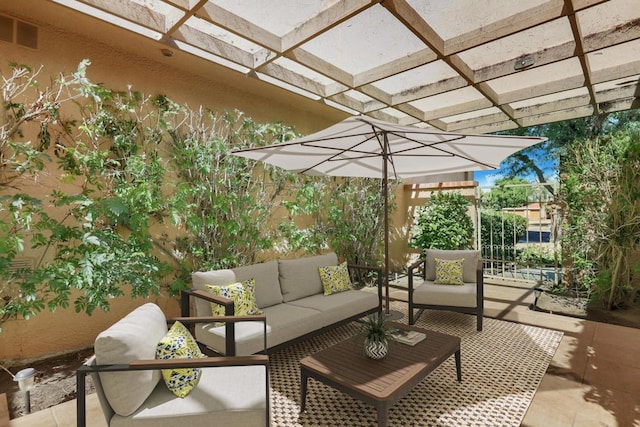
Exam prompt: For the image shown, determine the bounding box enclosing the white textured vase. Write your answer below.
[364,338,388,360]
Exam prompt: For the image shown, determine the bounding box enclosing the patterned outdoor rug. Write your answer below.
[269,301,563,427]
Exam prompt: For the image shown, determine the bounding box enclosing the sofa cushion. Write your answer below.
[155,321,205,398]
[279,252,338,302]
[233,261,282,308]
[319,261,352,295]
[413,280,478,307]
[205,279,262,323]
[94,303,168,417]
[288,290,379,327]
[110,365,267,427]
[434,258,464,285]
[425,249,479,283]
[191,269,236,316]
[194,304,323,355]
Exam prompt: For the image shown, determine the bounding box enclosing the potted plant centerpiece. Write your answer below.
[355,313,397,359]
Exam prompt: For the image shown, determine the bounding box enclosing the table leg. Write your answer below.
[300,369,308,413]
[455,349,462,382]
[376,403,389,427]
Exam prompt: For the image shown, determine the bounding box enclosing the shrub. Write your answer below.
[480,210,527,261]
[411,191,474,250]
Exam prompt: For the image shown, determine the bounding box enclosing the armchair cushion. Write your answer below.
[413,281,478,307]
[434,258,464,285]
[110,365,267,427]
[155,321,205,398]
[94,303,168,417]
[425,249,479,283]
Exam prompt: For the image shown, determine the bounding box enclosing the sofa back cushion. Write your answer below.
[425,249,479,283]
[94,303,168,417]
[233,260,282,308]
[191,269,236,316]
[279,252,338,302]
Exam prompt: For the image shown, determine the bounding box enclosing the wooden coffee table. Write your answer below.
[299,322,461,427]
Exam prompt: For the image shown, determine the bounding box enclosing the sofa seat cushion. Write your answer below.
[110,365,267,427]
[233,260,283,309]
[279,252,338,302]
[287,290,379,327]
[94,303,168,417]
[413,280,477,307]
[194,303,323,355]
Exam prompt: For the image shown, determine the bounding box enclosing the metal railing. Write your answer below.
[476,182,561,286]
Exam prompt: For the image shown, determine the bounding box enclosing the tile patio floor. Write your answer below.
[8,281,640,427]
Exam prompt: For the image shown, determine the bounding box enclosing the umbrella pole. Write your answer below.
[383,136,390,315]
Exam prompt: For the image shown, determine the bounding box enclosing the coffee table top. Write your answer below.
[299,322,461,401]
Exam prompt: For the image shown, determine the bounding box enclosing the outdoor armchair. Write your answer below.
[408,249,484,331]
[76,303,269,427]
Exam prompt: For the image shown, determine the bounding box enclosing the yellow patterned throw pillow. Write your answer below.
[205,278,262,325]
[319,262,352,295]
[434,258,465,285]
[155,321,205,398]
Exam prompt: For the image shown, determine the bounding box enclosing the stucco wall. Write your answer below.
[0,1,472,363]
[0,1,351,363]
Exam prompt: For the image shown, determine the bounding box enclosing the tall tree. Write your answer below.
[497,110,640,196]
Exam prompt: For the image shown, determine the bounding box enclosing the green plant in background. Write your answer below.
[1,61,172,326]
[411,191,474,250]
[167,107,297,278]
[482,177,533,209]
[560,124,640,309]
[479,210,528,261]
[1,59,394,327]
[278,176,392,272]
[517,245,560,267]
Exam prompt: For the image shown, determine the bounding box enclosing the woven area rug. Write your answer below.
[269,301,563,427]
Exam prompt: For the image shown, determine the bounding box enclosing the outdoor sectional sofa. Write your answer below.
[182,252,383,355]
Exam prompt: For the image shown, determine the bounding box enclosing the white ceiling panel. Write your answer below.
[41,0,640,132]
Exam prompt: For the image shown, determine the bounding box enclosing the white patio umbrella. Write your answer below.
[232,116,546,314]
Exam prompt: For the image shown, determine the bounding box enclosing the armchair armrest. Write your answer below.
[170,315,268,352]
[180,289,241,356]
[476,259,484,306]
[407,258,426,293]
[181,289,235,317]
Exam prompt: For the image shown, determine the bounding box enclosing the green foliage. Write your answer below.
[1,61,172,325]
[482,177,533,209]
[411,191,474,250]
[517,245,560,267]
[560,123,640,309]
[167,108,297,278]
[278,176,391,270]
[1,60,394,327]
[479,210,527,261]
[354,313,397,344]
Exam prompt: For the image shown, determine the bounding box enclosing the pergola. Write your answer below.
[37,0,640,134]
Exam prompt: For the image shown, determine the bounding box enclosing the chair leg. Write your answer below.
[411,308,425,325]
[477,310,483,331]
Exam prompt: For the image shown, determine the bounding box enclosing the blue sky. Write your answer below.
[474,169,505,187]
[473,159,558,188]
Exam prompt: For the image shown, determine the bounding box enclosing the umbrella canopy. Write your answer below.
[232,116,547,313]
